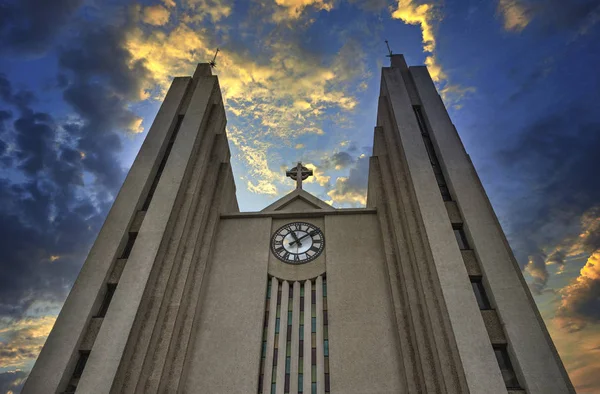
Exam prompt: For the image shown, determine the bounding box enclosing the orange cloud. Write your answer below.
[555,251,600,332]
[391,0,445,81]
[0,316,56,369]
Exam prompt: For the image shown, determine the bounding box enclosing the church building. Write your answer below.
[23,55,574,394]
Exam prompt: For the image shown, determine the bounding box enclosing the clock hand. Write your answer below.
[289,231,302,247]
[289,230,319,246]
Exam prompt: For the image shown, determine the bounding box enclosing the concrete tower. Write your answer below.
[24,57,573,394]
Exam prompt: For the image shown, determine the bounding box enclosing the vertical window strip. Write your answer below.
[323,276,330,393]
[299,281,304,394]
[141,114,185,211]
[258,279,272,393]
[311,279,317,392]
[413,105,452,201]
[285,284,292,394]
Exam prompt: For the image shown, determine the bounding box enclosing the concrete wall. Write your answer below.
[183,217,271,393]
[325,213,404,394]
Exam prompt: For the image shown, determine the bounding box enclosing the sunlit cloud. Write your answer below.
[304,163,331,187]
[0,316,56,369]
[326,176,367,206]
[141,4,171,26]
[555,251,600,332]
[272,0,335,21]
[391,0,444,81]
[497,0,531,32]
[390,0,474,106]
[124,7,369,195]
[525,206,600,293]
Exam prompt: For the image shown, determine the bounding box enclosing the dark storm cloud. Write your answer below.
[0,0,83,55]
[0,15,152,321]
[325,148,371,205]
[498,105,600,263]
[321,151,356,170]
[494,101,600,315]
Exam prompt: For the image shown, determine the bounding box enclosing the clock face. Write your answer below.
[271,222,325,264]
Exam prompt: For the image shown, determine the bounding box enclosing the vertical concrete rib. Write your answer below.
[276,281,290,394]
[290,281,301,394]
[263,277,279,394]
[315,276,325,394]
[303,280,312,394]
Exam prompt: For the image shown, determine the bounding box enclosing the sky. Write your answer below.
[0,0,599,392]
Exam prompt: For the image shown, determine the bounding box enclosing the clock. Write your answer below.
[271,222,325,264]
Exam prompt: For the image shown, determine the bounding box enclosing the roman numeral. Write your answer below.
[310,245,320,252]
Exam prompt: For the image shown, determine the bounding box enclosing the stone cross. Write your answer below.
[286,162,313,190]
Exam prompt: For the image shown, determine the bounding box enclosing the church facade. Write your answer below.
[24,56,573,394]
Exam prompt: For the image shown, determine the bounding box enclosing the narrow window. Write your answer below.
[95,283,117,318]
[72,351,90,378]
[413,105,452,201]
[120,232,138,259]
[470,277,492,310]
[453,225,470,250]
[141,114,184,211]
[493,345,520,389]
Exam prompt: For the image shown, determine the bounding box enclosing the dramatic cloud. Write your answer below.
[321,151,355,170]
[0,0,83,55]
[497,104,600,265]
[556,251,600,332]
[326,152,369,206]
[0,316,56,369]
[391,0,445,82]
[304,163,331,187]
[524,253,550,295]
[0,6,154,376]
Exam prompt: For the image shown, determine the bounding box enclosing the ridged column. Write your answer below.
[315,276,325,394]
[290,281,301,394]
[303,280,312,393]
[263,277,279,394]
[276,281,290,394]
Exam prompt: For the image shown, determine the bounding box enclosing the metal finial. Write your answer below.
[209,48,220,68]
[385,40,393,58]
